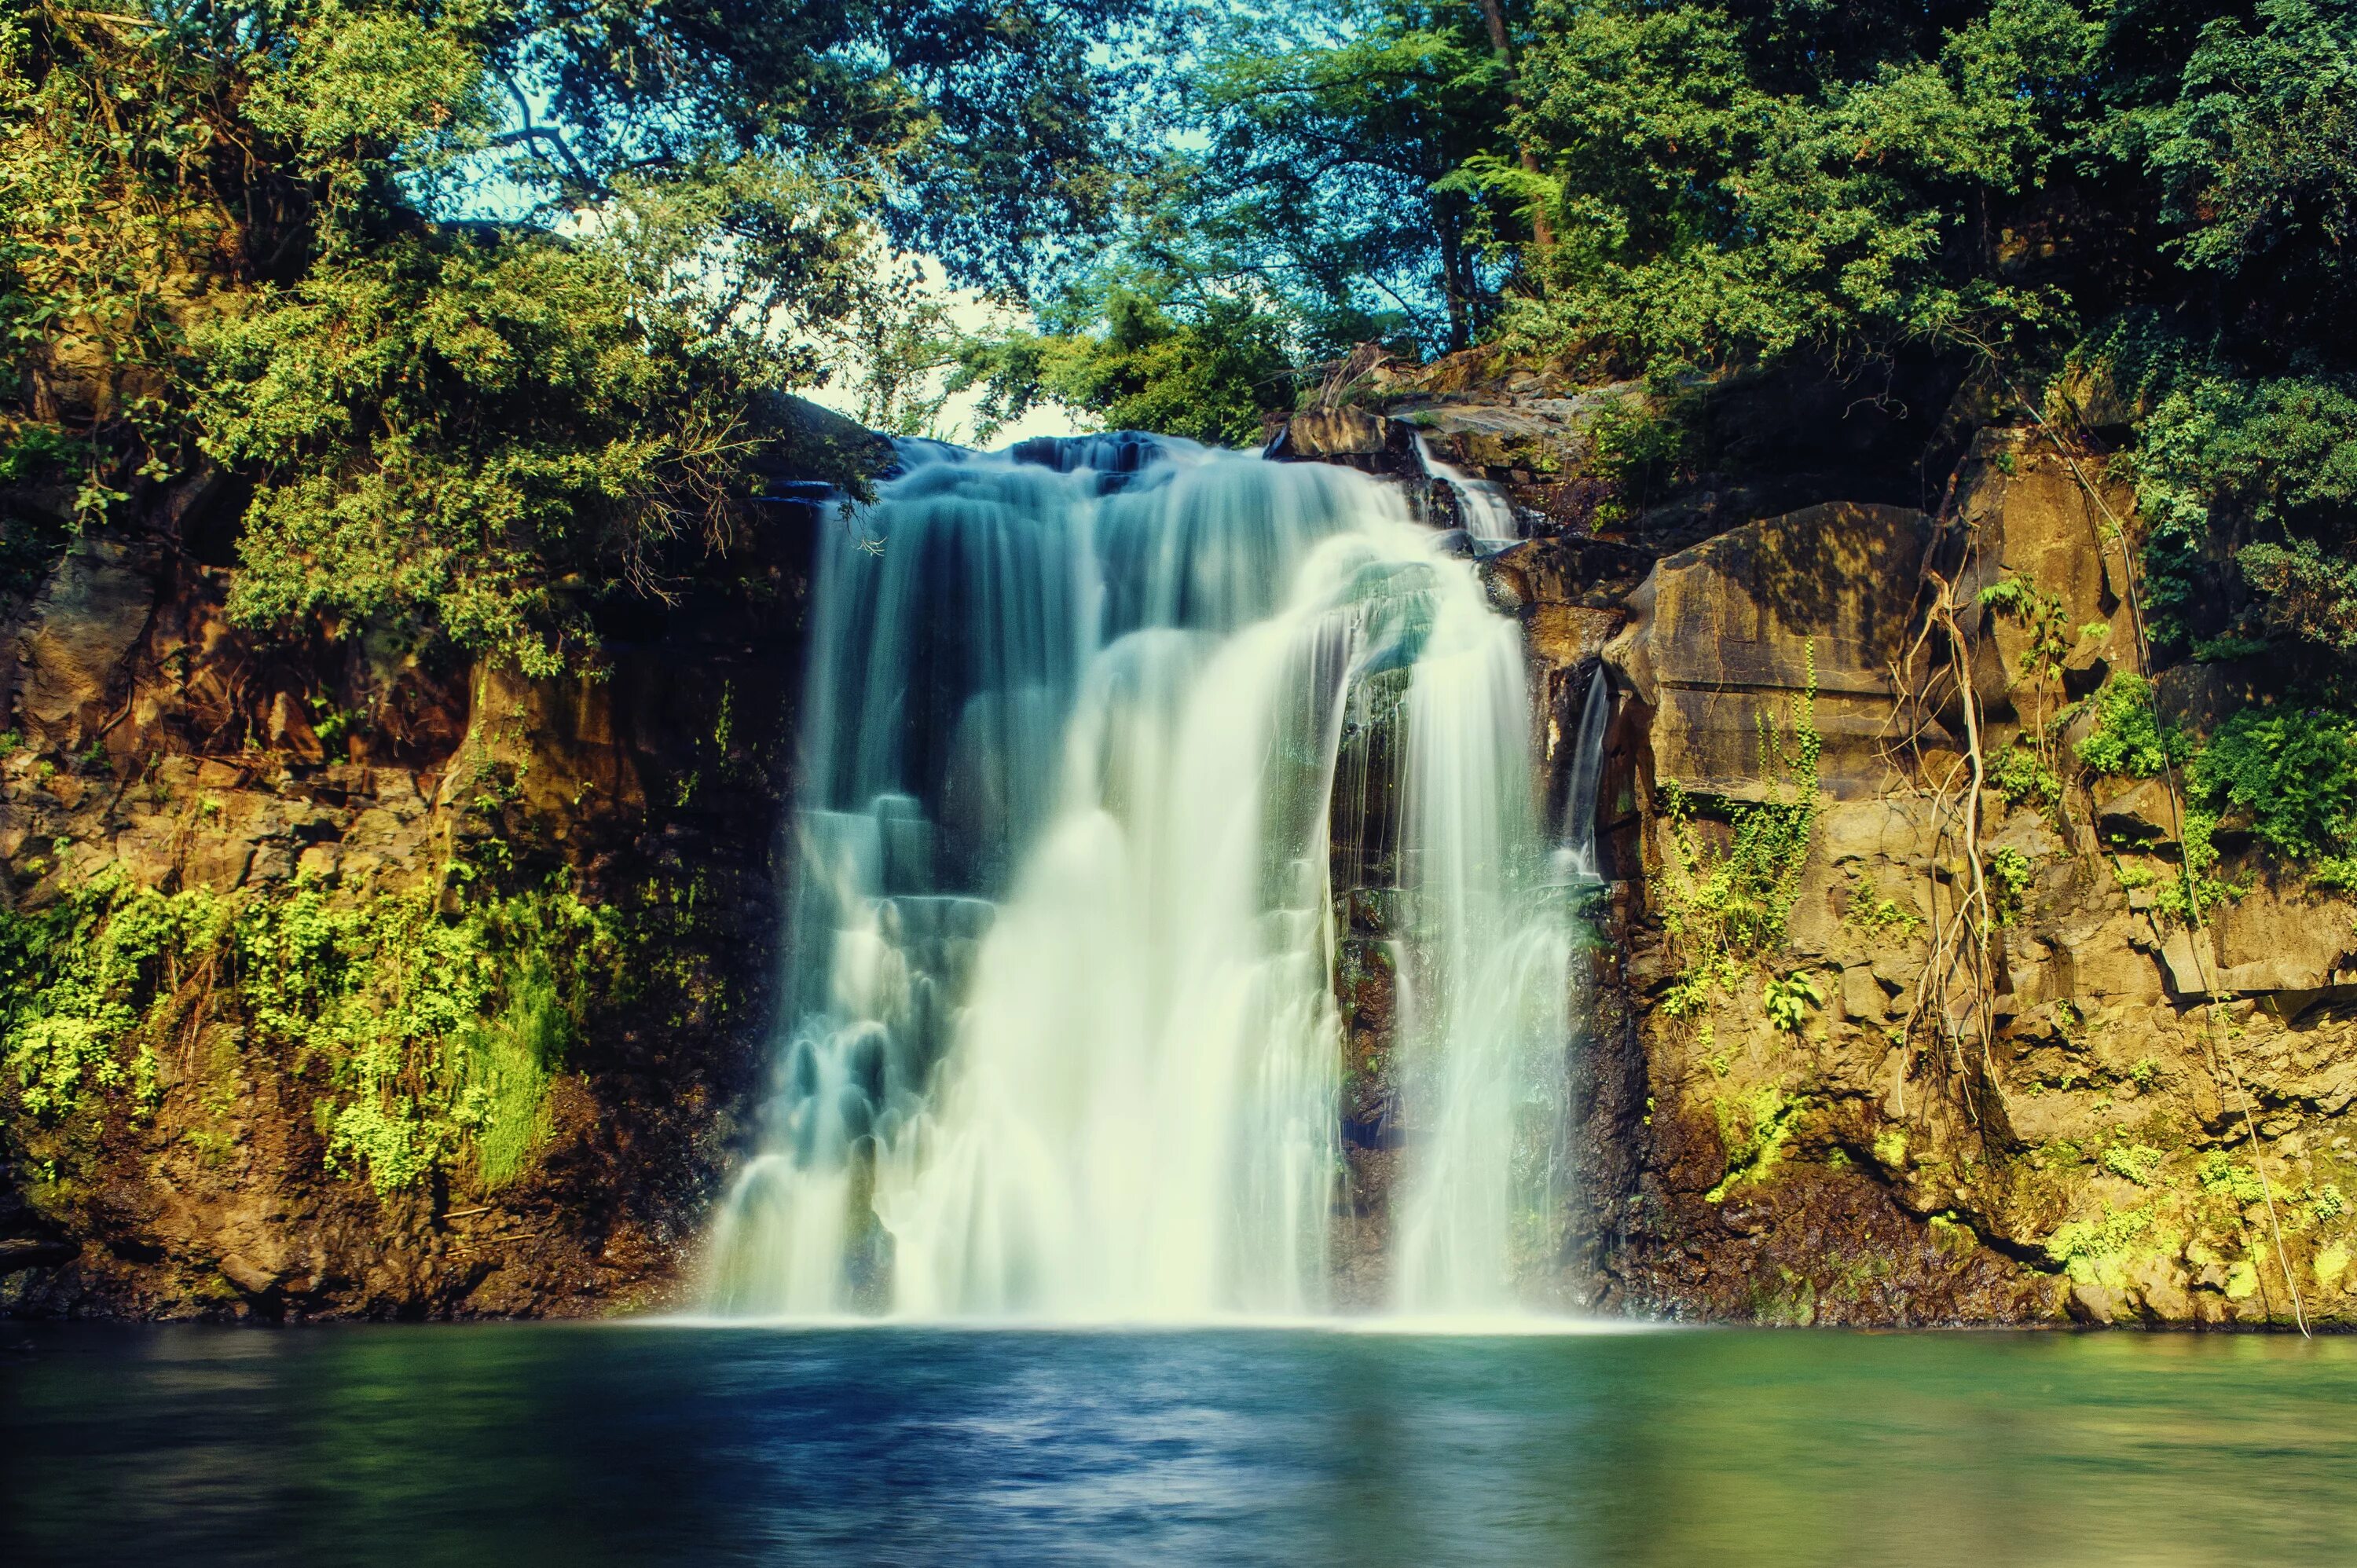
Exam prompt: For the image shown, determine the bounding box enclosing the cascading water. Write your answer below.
[1413,432,1519,548]
[703,434,1575,1320]
[1552,667,1613,885]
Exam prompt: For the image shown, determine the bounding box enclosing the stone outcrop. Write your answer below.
[0,414,848,1319]
[1387,355,2357,1328]
[1604,501,1935,802]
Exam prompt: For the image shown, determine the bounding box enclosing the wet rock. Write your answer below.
[13,531,161,751]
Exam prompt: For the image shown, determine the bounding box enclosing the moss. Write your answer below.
[1706,1085,1804,1202]
[2102,1141,2166,1187]
[2045,1204,2163,1287]
[1,864,655,1199]
[2196,1149,2268,1206]
[2315,1243,2350,1291]
[1872,1129,1908,1169]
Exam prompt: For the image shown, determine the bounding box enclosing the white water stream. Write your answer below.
[705,437,1579,1319]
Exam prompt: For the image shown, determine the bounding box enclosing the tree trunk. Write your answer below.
[1474,0,1557,251]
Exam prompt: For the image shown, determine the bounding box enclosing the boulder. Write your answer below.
[1949,430,2139,724]
[1266,408,1416,474]
[2093,776,2181,848]
[1603,501,1934,800]
[13,530,162,750]
[2161,884,2357,996]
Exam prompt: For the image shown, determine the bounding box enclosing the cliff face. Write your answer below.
[0,411,881,1318]
[1370,361,2357,1327]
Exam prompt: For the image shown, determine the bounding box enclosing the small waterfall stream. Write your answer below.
[1413,433,1519,548]
[705,435,1582,1319]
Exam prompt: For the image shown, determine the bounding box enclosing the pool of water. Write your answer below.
[3,1322,2353,1565]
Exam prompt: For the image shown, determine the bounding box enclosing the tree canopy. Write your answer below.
[1,0,1164,669]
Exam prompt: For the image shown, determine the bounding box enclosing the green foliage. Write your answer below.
[2082,317,2357,658]
[955,284,1296,447]
[1989,742,2064,813]
[2104,0,2357,306]
[0,870,229,1119]
[1181,0,1527,356]
[1985,845,2035,927]
[197,226,773,674]
[1585,394,1692,519]
[0,866,625,1195]
[1487,0,2096,368]
[2,0,1163,669]
[1981,572,2077,746]
[2189,704,2357,862]
[1761,970,1824,1033]
[2074,674,2190,778]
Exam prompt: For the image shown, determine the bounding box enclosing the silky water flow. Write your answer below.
[703,437,1585,1320]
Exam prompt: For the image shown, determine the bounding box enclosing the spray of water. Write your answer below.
[704,438,1575,1319]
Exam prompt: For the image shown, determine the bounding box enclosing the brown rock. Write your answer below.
[1604,501,1934,801]
[2093,776,2181,847]
[14,532,160,750]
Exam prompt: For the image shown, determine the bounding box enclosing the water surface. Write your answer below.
[4,1324,2352,1566]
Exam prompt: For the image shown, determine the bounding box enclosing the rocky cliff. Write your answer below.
[0,404,885,1318]
[1341,357,2357,1327]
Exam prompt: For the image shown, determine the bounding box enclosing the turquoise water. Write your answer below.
[3,1324,2354,1565]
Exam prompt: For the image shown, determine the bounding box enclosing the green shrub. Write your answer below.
[1762,969,1824,1032]
[2074,674,2190,777]
[2188,705,2357,862]
[1988,742,2062,811]
[2,869,618,1195]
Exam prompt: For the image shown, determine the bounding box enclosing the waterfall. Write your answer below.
[704,436,1574,1320]
[1552,667,1612,885]
[1413,433,1519,548]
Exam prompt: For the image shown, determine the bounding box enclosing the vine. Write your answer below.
[1651,646,1822,1049]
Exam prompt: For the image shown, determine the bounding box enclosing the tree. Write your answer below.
[0,0,1168,668]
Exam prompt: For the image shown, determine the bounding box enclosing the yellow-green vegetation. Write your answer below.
[1654,652,1820,1040]
[2100,1141,2165,1187]
[2035,1134,2351,1305]
[1841,874,1923,941]
[1985,844,2034,928]
[1761,970,1824,1034]
[1706,1084,1803,1203]
[0,866,629,1194]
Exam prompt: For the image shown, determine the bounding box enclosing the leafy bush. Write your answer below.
[1761,970,1824,1033]
[2074,674,2190,777]
[2189,705,2357,861]
[953,285,1295,448]
[1988,742,2063,811]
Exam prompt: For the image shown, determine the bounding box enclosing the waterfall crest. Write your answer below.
[704,437,1576,1320]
